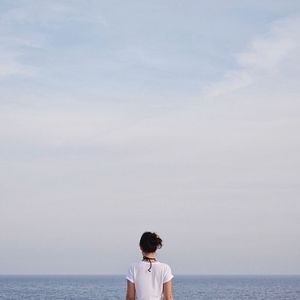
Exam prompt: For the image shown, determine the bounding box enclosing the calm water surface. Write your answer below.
[0,275,299,299]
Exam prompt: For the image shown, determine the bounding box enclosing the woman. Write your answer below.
[126,232,174,300]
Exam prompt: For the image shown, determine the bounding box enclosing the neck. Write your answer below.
[142,252,156,259]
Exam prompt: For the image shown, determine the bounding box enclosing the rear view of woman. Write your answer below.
[126,232,174,300]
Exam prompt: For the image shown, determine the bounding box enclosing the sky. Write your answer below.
[0,0,300,275]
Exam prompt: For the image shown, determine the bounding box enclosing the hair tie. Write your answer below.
[143,256,156,272]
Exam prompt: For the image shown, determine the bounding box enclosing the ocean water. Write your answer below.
[0,275,299,300]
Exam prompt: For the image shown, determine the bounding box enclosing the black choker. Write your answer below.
[142,256,156,272]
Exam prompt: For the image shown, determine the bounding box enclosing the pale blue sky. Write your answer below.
[1,1,300,275]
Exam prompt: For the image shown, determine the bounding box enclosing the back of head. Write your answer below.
[140,232,162,253]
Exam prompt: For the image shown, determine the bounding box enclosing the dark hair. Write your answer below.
[139,232,162,253]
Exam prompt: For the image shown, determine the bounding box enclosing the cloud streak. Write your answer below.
[0,0,107,26]
[0,50,37,78]
[207,14,300,97]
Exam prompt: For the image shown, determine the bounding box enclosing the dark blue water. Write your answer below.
[0,275,299,299]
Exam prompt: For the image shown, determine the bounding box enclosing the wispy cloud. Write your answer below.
[0,49,37,78]
[0,0,107,26]
[206,14,300,97]
[0,0,106,80]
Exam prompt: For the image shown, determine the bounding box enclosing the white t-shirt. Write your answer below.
[126,260,174,300]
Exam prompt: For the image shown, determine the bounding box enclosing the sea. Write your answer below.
[0,275,299,299]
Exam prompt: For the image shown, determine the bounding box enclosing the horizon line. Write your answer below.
[1,273,299,276]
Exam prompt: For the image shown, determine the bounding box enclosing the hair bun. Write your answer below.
[152,232,162,248]
[140,231,163,252]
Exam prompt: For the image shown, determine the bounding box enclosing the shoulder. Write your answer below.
[158,262,174,282]
[127,261,142,270]
[158,262,172,270]
[126,261,141,283]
